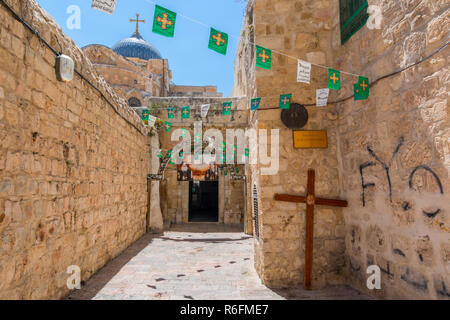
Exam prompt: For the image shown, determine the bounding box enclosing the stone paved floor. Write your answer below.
[67,223,370,300]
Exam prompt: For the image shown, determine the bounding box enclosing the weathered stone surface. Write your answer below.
[0,0,150,299]
[233,0,449,300]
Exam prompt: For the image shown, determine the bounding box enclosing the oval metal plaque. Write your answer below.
[281,103,308,129]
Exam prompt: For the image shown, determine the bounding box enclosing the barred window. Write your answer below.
[252,184,259,240]
[339,0,369,44]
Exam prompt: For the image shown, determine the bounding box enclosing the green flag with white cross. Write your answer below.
[208,28,228,55]
[164,121,172,132]
[152,5,176,37]
[256,45,272,69]
[328,69,341,90]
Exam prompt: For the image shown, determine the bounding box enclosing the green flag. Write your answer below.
[256,45,272,69]
[152,5,176,37]
[208,28,228,55]
[141,109,149,121]
[164,121,172,132]
[181,106,190,119]
[328,69,341,90]
[167,107,174,119]
[250,98,261,111]
[279,94,292,109]
[157,150,163,158]
[222,102,232,115]
[354,76,370,100]
[245,148,249,157]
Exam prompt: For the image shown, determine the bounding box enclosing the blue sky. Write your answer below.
[36,0,248,96]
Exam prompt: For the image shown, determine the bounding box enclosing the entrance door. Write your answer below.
[189,181,219,222]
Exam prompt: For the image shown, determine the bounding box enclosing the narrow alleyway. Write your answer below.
[67,224,369,300]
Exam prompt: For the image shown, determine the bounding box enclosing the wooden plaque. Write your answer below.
[293,131,328,149]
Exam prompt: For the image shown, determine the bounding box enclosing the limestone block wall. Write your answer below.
[0,0,150,299]
[234,0,347,288]
[82,45,164,101]
[333,0,449,299]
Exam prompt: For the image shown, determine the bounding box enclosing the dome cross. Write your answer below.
[130,13,146,34]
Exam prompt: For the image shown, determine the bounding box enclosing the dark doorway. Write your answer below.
[189,181,219,222]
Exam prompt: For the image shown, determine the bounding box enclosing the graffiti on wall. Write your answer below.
[359,137,444,217]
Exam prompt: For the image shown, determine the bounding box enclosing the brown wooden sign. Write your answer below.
[293,130,328,149]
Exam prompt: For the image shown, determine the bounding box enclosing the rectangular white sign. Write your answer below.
[297,60,311,84]
[316,88,330,107]
[91,0,117,15]
[201,104,210,118]
[148,115,157,127]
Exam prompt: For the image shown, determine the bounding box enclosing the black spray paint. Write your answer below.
[359,161,376,207]
[408,165,444,218]
[359,138,445,218]
[366,137,404,203]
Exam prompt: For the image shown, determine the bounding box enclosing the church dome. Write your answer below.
[112,32,162,60]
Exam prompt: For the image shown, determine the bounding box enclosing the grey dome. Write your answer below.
[112,32,162,60]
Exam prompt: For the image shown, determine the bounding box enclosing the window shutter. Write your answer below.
[339,0,369,44]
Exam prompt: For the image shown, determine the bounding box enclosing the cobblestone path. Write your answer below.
[67,224,369,300]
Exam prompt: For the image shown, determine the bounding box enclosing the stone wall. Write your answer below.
[333,0,449,299]
[169,85,223,98]
[147,97,247,226]
[234,0,346,288]
[234,0,449,298]
[82,45,168,102]
[0,0,151,299]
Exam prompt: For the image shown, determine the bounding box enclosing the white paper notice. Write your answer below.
[148,115,157,127]
[316,88,330,107]
[297,60,311,84]
[91,0,117,15]
[201,104,210,117]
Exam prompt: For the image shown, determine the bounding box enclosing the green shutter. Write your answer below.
[339,0,369,45]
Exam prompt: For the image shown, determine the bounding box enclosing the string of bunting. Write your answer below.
[150,141,250,165]
[90,0,449,162]
[91,0,371,113]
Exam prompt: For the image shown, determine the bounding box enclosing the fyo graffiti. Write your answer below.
[359,137,444,217]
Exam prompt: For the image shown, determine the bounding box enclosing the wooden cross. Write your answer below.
[330,72,339,84]
[212,33,226,46]
[130,13,145,34]
[156,13,173,30]
[252,99,259,108]
[274,169,348,290]
[258,50,269,63]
